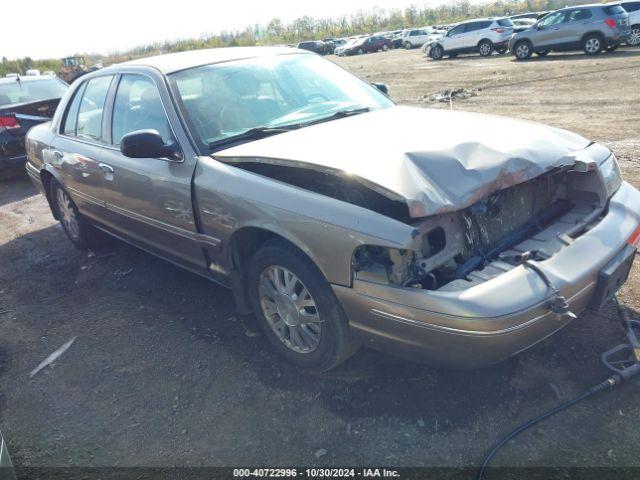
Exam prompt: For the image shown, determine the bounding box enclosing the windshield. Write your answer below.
[0,78,68,107]
[169,53,393,150]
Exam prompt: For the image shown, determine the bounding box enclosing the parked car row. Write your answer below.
[424,2,638,60]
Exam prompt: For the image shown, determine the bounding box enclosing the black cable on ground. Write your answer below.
[476,375,619,480]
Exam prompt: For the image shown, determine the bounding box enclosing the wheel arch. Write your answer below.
[40,168,60,220]
[581,30,605,43]
[226,225,332,314]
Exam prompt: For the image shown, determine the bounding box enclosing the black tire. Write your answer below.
[513,40,532,60]
[536,50,550,56]
[583,34,603,55]
[430,44,444,60]
[248,239,358,371]
[404,42,412,50]
[50,180,97,249]
[357,48,364,55]
[478,39,493,56]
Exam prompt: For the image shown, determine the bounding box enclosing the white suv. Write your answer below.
[620,1,640,45]
[398,29,429,49]
[427,17,515,59]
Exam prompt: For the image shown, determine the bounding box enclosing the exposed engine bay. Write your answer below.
[353,163,610,291]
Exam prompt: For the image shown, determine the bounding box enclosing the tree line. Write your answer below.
[1,0,589,77]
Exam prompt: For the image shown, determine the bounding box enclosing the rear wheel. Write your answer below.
[513,40,532,60]
[430,44,444,60]
[382,43,389,51]
[357,48,364,55]
[51,181,96,249]
[536,50,550,56]
[248,240,357,371]
[628,26,640,46]
[583,34,603,55]
[404,42,412,49]
[478,39,493,56]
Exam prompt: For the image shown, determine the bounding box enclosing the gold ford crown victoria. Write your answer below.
[25,47,640,370]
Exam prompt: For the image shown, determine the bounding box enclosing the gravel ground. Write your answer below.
[1,47,639,474]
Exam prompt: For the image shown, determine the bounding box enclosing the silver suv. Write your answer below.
[509,4,631,60]
[620,1,640,45]
[426,17,515,59]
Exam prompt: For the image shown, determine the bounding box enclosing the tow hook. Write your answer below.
[519,251,577,321]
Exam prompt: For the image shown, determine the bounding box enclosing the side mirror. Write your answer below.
[120,129,182,161]
[371,82,389,95]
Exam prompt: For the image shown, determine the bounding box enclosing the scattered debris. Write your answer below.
[314,448,327,458]
[244,330,261,338]
[30,336,77,378]
[114,268,134,277]
[87,249,96,258]
[424,88,477,103]
[548,381,562,400]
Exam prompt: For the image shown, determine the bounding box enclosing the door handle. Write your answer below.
[98,162,114,180]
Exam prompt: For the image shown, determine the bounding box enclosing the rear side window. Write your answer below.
[622,2,640,12]
[604,5,626,14]
[76,75,113,141]
[62,82,86,136]
[567,9,593,21]
[111,74,172,145]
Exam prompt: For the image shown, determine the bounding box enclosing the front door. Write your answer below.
[443,24,466,50]
[533,11,569,48]
[98,73,206,273]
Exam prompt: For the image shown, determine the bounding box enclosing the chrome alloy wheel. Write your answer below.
[56,188,80,240]
[515,43,530,59]
[585,37,601,53]
[479,43,491,56]
[258,266,322,353]
[629,28,640,46]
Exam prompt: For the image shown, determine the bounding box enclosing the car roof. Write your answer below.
[118,46,308,74]
[0,75,61,85]
[456,17,502,25]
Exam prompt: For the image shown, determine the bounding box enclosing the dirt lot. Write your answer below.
[1,48,640,475]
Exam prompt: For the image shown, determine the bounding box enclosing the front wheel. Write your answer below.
[404,42,412,50]
[357,48,364,55]
[51,181,97,249]
[513,41,532,60]
[382,44,389,51]
[248,240,357,371]
[430,44,444,60]
[583,34,603,55]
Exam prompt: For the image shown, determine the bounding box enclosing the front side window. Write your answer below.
[538,11,567,27]
[169,53,394,151]
[448,25,464,35]
[111,74,172,145]
[76,75,113,141]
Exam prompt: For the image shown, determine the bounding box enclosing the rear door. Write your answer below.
[559,8,595,47]
[48,75,114,221]
[98,72,206,273]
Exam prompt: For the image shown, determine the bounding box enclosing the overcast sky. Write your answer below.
[4,0,472,59]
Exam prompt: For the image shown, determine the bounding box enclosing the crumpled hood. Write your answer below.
[214,106,601,218]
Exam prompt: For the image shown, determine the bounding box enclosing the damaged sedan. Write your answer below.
[25,47,640,370]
